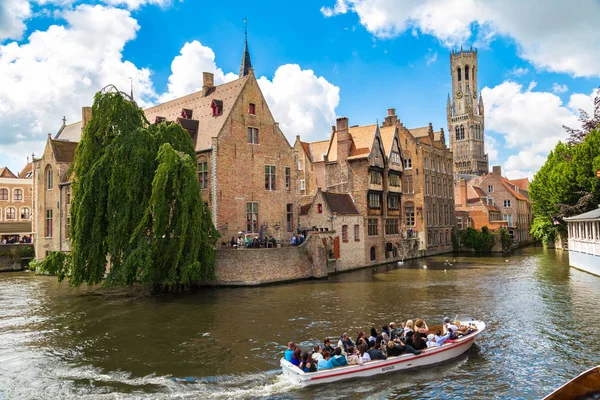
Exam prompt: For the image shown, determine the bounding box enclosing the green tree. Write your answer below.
[38,86,217,291]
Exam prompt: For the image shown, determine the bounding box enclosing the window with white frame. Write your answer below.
[504,200,511,207]
[13,189,23,201]
[264,165,276,190]
[246,202,258,232]
[403,158,412,169]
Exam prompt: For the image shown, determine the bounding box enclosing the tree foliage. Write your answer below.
[39,87,217,291]
[530,122,600,245]
[452,226,496,253]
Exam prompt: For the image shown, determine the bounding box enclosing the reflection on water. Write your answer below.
[0,247,599,399]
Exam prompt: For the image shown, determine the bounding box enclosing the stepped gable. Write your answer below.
[50,140,78,163]
[144,75,250,152]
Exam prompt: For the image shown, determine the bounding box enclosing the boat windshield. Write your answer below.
[454,315,476,324]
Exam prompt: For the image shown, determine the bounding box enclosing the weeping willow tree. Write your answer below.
[39,86,217,291]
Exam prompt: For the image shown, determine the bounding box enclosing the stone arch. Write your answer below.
[370,246,376,261]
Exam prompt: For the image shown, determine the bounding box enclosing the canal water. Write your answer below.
[1,247,599,399]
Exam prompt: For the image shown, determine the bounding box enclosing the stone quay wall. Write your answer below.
[0,244,35,272]
[212,235,327,286]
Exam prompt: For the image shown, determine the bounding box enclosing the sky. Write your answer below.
[1,0,599,180]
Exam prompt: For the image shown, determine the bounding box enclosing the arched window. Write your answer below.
[0,188,7,201]
[6,207,16,220]
[46,166,53,190]
[455,126,460,141]
[465,65,469,80]
[472,67,475,81]
[457,67,462,81]
[14,189,23,201]
[21,207,31,219]
[460,125,465,140]
[370,246,376,261]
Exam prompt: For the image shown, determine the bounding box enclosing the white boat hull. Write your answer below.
[281,320,485,386]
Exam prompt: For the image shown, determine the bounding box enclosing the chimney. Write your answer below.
[336,117,350,163]
[383,108,398,127]
[81,107,92,129]
[202,72,215,96]
[492,165,502,176]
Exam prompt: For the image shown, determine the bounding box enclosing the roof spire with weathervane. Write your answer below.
[239,18,253,77]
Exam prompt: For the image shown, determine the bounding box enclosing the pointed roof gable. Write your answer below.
[379,125,399,157]
[508,178,529,191]
[18,163,32,179]
[55,121,82,142]
[144,75,250,152]
[302,139,329,162]
[408,126,431,138]
[0,167,17,178]
[50,139,78,163]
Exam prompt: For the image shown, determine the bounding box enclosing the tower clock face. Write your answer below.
[455,91,463,99]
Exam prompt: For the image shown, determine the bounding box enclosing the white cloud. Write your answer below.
[425,49,437,65]
[0,4,158,170]
[504,169,534,181]
[485,134,498,162]
[103,0,171,11]
[508,66,529,77]
[321,0,600,77]
[159,40,238,102]
[552,83,568,94]
[568,88,599,116]
[481,81,598,179]
[320,0,349,17]
[258,64,340,144]
[0,0,31,41]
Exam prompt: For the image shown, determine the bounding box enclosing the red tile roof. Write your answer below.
[18,163,32,179]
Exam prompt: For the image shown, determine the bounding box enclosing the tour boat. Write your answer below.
[280,318,485,386]
[543,365,600,400]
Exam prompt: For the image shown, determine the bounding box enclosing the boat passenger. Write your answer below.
[381,325,391,342]
[284,342,296,361]
[367,340,387,360]
[291,348,302,366]
[404,320,414,335]
[311,345,323,362]
[337,333,355,354]
[355,331,367,346]
[317,350,333,370]
[411,331,427,351]
[443,317,459,337]
[323,337,335,353]
[415,319,429,335]
[346,346,364,366]
[426,334,438,348]
[330,347,349,367]
[387,340,403,357]
[390,322,403,340]
[359,343,371,362]
[369,327,378,343]
[435,329,452,345]
[299,352,317,373]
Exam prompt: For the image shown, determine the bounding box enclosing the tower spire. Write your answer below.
[239,18,253,77]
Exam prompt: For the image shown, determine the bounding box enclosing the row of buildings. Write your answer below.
[7,38,532,271]
[0,164,33,242]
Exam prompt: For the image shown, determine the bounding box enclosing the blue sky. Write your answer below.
[1,0,599,179]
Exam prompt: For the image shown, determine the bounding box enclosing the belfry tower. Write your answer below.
[447,48,488,176]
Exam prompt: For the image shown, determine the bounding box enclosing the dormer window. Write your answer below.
[249,103,256,115]
[211,100,223,117]
[181,108,193,119]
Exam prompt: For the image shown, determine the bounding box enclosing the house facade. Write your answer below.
[0,164,34,242]
[454,177,507,232]
[480,166,532,243]
[382,109,455,255]
[33,40,299,260]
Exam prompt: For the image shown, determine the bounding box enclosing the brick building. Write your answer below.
[382,109,455,255]
[447,48,488,176]
[0,164,33,242]
[32,116,83,258]
[298,115,424,265]
[454,178,507,231]
[480,166,532,243]
[33,39,299,259]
